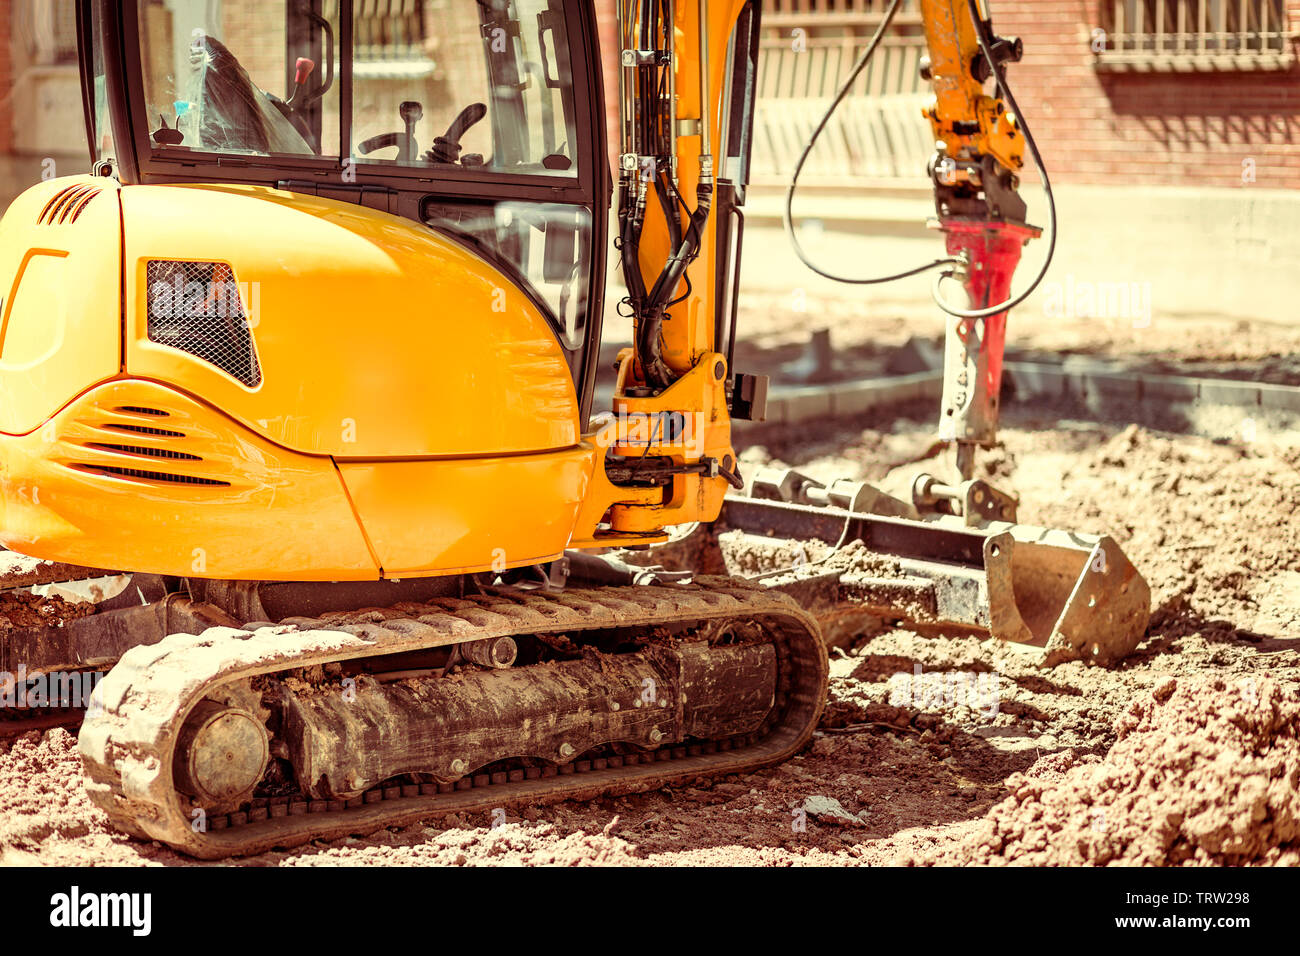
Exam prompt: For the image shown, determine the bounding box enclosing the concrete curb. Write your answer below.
[1006,361,1300,413]
[734,363,1300,428]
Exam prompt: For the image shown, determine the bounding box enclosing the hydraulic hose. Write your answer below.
[784,0,1057,318]
[783,0,960,285]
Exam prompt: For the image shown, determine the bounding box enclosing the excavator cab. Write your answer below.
[82,0,606,396]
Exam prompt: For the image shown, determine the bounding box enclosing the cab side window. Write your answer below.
[351,0,577,177]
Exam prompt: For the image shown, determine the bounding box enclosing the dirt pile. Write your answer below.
[0,729,105,847]
[2,411,1298,866]
[1064,424,1300,625]
[920,675,1300,866]
[1017,424,1300,613]
[0,591,95,629]
[279,821,643,867]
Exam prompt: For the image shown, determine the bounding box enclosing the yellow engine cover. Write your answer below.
[0,177,121,435]
[0,177,598,580]
[120,183,580,458]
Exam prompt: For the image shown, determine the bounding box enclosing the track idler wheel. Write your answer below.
[172,700,270,810]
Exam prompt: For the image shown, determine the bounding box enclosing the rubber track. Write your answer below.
[78,578,828,858]
[0,710,82,740]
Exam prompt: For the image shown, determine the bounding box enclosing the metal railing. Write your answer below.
[1098,0,1295,67]
[753,4,931,182]
[759,31,927,98]
[761,0,922,28]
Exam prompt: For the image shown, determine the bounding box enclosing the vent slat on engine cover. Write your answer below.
[146,260,262,387]
[86,442,202,461]
[38,184,102,225]
[74,464,230,487]
[104,423,187,438]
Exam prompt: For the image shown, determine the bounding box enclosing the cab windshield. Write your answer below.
[137,0,579,178]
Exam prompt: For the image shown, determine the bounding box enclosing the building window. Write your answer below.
[1097,0,1295,70]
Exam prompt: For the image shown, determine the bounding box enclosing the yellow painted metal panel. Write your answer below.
[120,184,580,459]
[338,444,596,576]
[0,176,122,435]
[0,380,378,580]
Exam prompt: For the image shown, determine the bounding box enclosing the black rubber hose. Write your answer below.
[638,185,711,389]
[647,180,711,313]
[783,0,961,285]
[657,171,682,250]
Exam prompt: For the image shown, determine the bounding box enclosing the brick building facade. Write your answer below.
[0,0,12,157]
[992,0,1300,190]
[742,0,1300,189]
[2,1,1296,188]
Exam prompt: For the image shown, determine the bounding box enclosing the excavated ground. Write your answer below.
[2,387,1296,866]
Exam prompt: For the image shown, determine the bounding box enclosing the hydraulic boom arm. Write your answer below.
[587,0,1047,547]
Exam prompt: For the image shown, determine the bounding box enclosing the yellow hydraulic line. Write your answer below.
[629,0,746,380]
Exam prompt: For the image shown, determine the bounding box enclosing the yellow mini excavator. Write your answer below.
[0,0,1148,857]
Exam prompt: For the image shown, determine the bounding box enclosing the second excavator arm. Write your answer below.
[781,0,1056,497]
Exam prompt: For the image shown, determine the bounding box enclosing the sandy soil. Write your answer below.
[2,398,1297,866]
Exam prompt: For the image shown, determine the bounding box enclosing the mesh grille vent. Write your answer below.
[146,260,262,387]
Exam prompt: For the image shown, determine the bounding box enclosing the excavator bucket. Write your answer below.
[623,482,1151,667]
